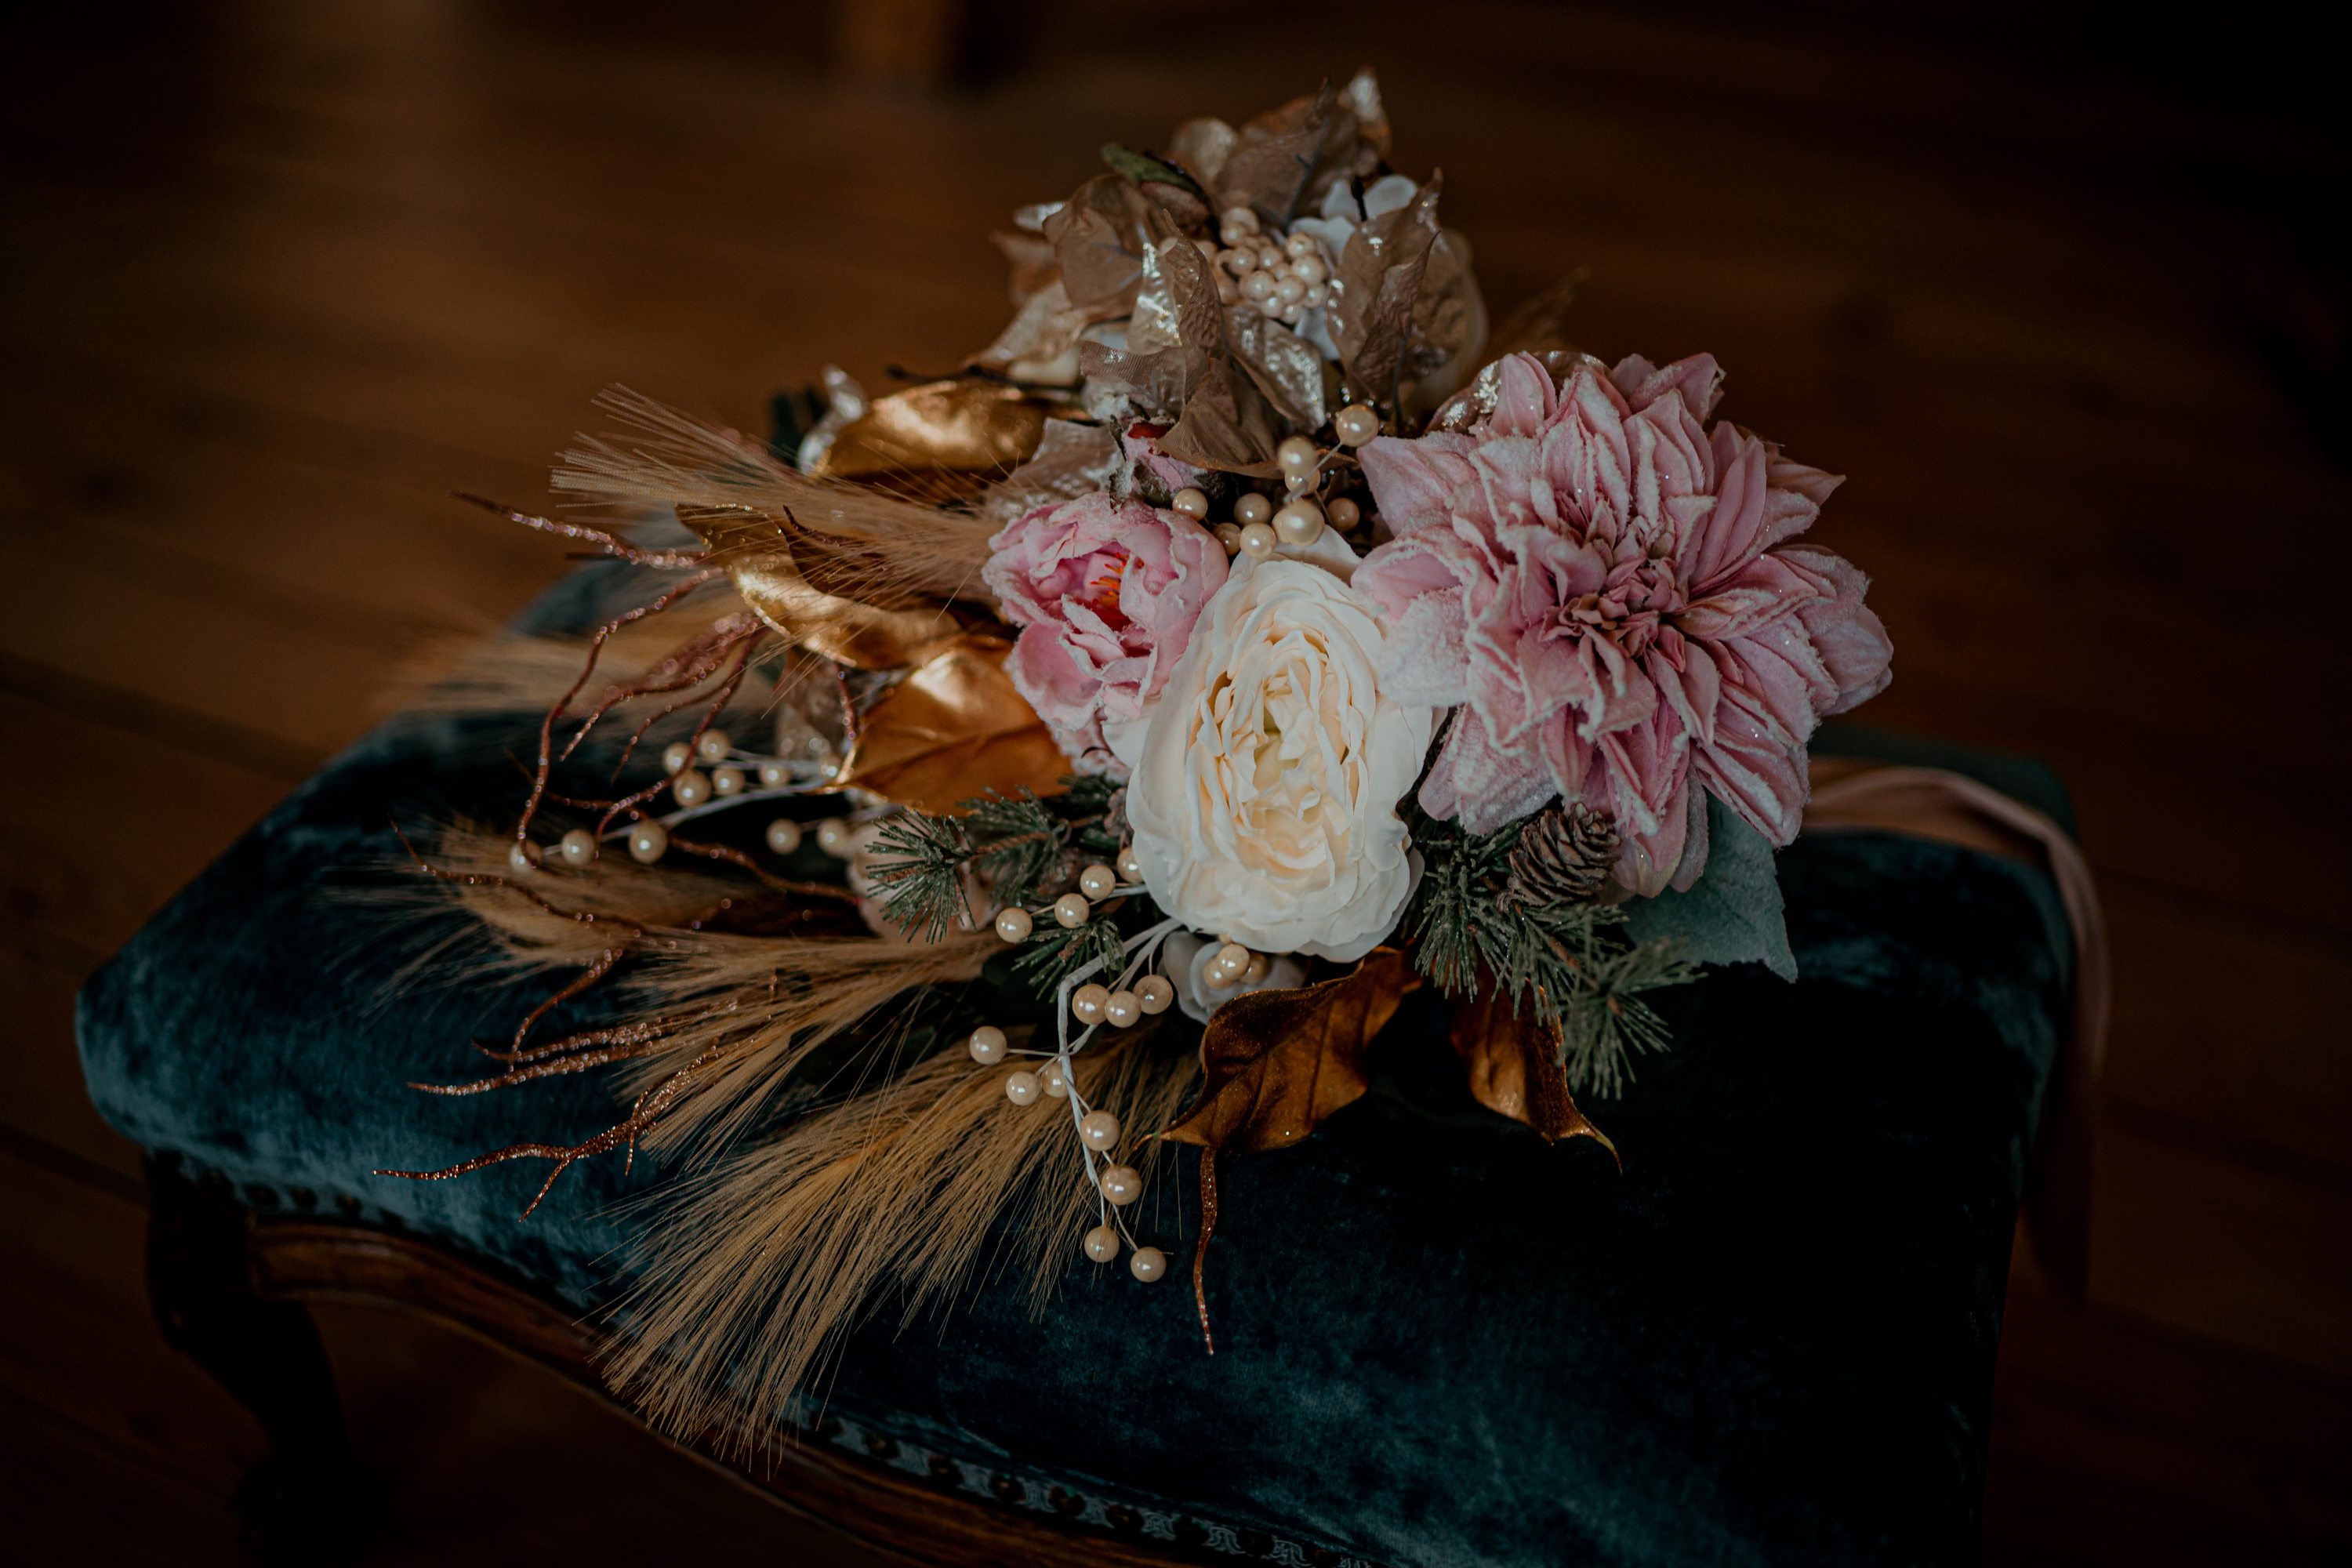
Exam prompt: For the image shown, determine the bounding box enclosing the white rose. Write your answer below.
[1127,534,1436,963]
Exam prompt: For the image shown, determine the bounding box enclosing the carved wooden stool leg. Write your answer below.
[146,1159,370,1562]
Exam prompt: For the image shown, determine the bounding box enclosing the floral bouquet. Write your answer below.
[391,71,1889,1437]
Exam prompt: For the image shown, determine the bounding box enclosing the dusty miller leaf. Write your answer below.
[1622,794,1797,980]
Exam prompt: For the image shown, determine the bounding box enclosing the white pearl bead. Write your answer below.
[1257,245,1283,270]
[1243,952,1270,985]
[661,741,695,775]
[994,905,1033,942]
[1276,436,1319,477]
[1291,255,1327,286]
[1284,231,1317,260]
[1192,236,1221,263]
[1004,1069,1041,1105]
[671,769,710,808]
[1070,983,1110,1026]
[1285,469,1316,494]
[1039,1059,1069,1098]
[815,819,853,855]
[1052,892,1091,929]
[1272,499,1324,546]
[1130,1247,1167,1283]
[1276,299,1305,325]
[1220,205,1258,235]
[558,828,597,867]
[1116,845,1143,882]
[765,818,804,855]
[1334,403,1381,447]
[628,819,668,864]
[1103,990,1140,1028]
[695,729,731,764]
[1232,493,1272,528]
[758,760,791,789]
[1327,495,1362,530]
[1237,521,1276,560]
[1079,1109,1120,1150]
[1302,282,1328,310]
[1275,276,1307,307]
[1203,964,1238,993]
[507,841,541,875]
[1170,487,1210,521]
[1135,975,1174,1014]
[968,1025,1007,1065]
[1240,270,1276,303]
[1214,523,1243,554]
[1101,1164,1143,1206]
[1078,863,1117,899]
[1222,245,1256,274]
[1083,1224,1121,1264]
[711,765,744,797]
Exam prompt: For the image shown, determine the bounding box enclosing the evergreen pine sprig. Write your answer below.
[1405,804,1697,1096]
[865,782,1149,977]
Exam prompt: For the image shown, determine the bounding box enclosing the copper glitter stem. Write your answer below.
[452,492,708,570]
[1193,1148,1218,1357]
[519,564,727,843]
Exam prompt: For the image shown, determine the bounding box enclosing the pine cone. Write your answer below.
[1500,804,1620,911]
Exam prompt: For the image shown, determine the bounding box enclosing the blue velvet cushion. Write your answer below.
[78,564,2075,1568]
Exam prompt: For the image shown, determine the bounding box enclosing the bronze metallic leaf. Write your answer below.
[1447,987,1618,1160]
[833,633,1068,815]
[811,379,1051,502]
[675,506,965,670]
[1161,948,1414,1153]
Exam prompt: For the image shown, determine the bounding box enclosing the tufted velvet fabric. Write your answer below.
[78,563,2077,1567]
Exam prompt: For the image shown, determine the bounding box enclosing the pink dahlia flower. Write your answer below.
[1356,351,1892,895]
[985,491,1229,779]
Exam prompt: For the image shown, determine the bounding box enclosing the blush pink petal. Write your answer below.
[1359,349,1891,890]
[985,492,1227,777]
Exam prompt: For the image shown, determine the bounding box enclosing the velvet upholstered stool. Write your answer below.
[77,559,2089,1568]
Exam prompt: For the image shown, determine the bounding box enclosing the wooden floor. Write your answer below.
[4,3,2348,1561]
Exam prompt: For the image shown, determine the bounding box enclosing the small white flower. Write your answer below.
[1126,533,1436,963]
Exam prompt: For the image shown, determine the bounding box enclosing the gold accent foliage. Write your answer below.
[554,389,1001,604]
[809,378,1054,503]
[1161,947,1415,1153]
[1447,985,1619,1159]
[832,633,1068,814]
[675,505,965,670]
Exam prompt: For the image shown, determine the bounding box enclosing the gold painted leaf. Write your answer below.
[1447,986,1617,1160]
[1162,949,1414,1153]
[833,633,1068,815]
[677,506,964,670]
[812,379,1052,503]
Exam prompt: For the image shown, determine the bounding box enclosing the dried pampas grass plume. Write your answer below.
[554,387,1001,607]
[608,1025,1199,1451]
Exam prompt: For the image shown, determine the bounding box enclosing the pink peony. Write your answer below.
[985,492,1229,779]
[1356,351,1892,895]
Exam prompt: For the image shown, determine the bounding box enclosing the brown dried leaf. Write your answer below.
[1447,987,1618,1160]
[833,633,1068,814]
[1162,949,1414,1152]
[1330,175,1445,402]
[1076,216,1226,427]
[677,506,965,670]
[1486,271,1588,361]
[1155,358,1287,478]
[989,227,1061,306]
[1212,81,1337,227]
[1225,307,1332,431]
[1044,173,1155,315]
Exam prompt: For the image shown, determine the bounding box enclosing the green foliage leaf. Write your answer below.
[1621,796,1797,981]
